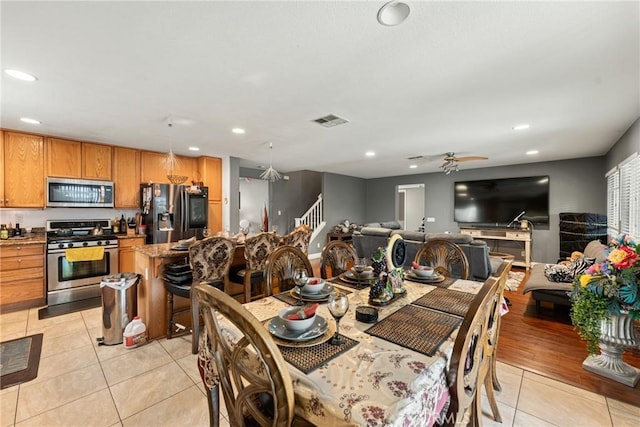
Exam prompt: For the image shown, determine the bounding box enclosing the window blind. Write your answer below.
[618,153,639,237]
[606,167,619,236]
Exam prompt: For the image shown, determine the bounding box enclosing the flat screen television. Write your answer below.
[454,176,550,226]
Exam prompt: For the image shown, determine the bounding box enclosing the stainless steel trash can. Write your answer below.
[97,273,140,346]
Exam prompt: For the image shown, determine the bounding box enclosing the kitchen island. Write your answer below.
[133,244,191,340]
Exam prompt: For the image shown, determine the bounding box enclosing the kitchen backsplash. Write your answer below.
[0,208,140,229]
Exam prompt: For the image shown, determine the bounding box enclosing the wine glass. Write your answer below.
[292,268,308,306]
[327,291,349,345]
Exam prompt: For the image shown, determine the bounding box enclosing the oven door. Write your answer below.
[47,247,119,291]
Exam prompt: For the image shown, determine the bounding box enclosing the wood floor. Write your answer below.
[497,267,640,408]
[311,260,640,408]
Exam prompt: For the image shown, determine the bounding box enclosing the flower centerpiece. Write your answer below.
[569,235,640,355]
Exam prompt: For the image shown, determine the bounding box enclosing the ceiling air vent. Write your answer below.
[312,114,349,128]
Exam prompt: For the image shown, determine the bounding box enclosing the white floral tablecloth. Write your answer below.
[232,278,483,426]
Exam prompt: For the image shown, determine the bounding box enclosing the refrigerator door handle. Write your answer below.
[181,189,188,232]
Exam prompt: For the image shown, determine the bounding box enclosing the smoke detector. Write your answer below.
[312,114,349,128]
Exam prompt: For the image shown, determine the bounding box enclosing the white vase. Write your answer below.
[582,312,640,387]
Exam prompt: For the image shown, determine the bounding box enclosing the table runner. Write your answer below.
[277,335,359,373]
[412,287,475,317]
[365,304,461,356]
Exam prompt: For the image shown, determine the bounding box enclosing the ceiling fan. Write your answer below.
[407,152,488,174]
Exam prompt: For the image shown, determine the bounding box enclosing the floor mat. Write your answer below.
[1,333,43,389]
[38,296,102,320]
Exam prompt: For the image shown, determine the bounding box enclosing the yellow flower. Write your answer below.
[579,274,592,287]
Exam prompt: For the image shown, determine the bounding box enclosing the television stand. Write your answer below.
[460,227,531,270]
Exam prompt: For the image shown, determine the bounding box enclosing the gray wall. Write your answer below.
[606,117,640,170]
[271,169,322,235]
[363,157,606,264]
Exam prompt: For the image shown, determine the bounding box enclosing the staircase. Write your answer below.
[295,194,326,243]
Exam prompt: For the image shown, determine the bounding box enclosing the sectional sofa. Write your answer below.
[351,221,493,281]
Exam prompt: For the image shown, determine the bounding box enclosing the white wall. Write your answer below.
[239,178,269,234]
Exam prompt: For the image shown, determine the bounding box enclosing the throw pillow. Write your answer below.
[544,264,573,283]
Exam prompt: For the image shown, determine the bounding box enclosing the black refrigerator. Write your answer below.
[140,183,208,244]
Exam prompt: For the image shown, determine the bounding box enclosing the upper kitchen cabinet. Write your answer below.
[82,143,112,180]
[46,138,82,178]
[140,150,197,184]
[46,138,111,180]
[197,156,222,201]
[113,147,141,208]
[0,132,4,207]
[3,131,45,208]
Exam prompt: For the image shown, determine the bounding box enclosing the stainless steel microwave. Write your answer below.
[46,177,114,208]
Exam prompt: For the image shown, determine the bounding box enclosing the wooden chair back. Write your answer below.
[445,276,500,427]
[240,231,281,301]
[415,239,470,279]
[195,284,295,427]
[320,240,358,279]
[282,224,313,254]
[189,237,237,354]
[263,245,313,295]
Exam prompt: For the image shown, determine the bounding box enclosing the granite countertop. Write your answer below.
[0,234,47,246]
[117,234,147,240]
[133,243,190,258]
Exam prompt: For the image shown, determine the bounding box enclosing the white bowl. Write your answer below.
[411,266,435,278]
[302,277,325,294]
[278,308,316,331]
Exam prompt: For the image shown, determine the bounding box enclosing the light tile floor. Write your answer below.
[1,306,638,427]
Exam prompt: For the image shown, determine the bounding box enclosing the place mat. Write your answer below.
[412,287,475,317]
[330,276,370,291]
[272,288,351,306]
[404,275,456,289]
[365,305,461,356]
[277,335,359,374]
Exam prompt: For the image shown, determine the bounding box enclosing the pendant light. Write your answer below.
[260,142,281,182]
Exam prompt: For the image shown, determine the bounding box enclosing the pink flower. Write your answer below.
[607,246,637,269]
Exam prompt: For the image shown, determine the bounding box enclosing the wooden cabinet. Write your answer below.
[118,236,146,274]
[113,147,141,208]
[82,143,112,180]
[141,151,197,184]
[46,138,111,180]
[208,200,222,233]
[0,132,4,207]
[0,243,46,310]
[46,138,82,178]
[197,156,222,201]
[3,132,45,208]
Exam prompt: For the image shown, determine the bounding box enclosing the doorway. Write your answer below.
[397,184,425,231]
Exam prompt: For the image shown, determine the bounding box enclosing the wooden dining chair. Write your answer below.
[231,231,280,302]
[444,275,500,427]
[320,240,358,279]
[483,259,513,422]
[194,284,295,427]
[263,245,313,295]
[415,239,470,279]
[282,224,313,254]
[189,236,237,354]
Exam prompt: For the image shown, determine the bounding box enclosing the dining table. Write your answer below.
[207,271,487,427]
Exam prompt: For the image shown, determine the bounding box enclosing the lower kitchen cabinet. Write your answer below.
[0,243,45,311]
[118,236,146,273]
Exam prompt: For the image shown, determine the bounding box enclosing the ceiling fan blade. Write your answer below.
[454,156,488,162]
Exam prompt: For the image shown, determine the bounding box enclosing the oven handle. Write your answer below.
[47,246,118,254]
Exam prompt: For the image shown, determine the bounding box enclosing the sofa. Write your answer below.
[352,221,493,281]
[522,239,608,312]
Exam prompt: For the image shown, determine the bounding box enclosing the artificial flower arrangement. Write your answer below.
[569,235,640,354]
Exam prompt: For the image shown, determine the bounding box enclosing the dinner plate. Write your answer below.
[404,271,446,283]
[299,283,334,298]
[344,269,374,280]
[170,245,189,252]
[267,315,328,342]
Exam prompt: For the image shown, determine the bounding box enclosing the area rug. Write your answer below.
[38,296,101,320]
[505,271,526,291]
[0,333,43,389]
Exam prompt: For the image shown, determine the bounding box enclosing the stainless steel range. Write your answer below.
[46,219,118,305]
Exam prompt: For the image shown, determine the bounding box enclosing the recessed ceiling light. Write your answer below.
[20,117,41,125]
[526,150,539,155]
[377,1,410,26]
[365,151,376,157]
[409,164,417,169]
[188,146,200,151]
[513,124,530,131]
[232,128,245,134]
[4,69,38,82]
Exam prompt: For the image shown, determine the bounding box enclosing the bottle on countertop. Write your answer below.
[7,223,15,238]
[113,217,120,233]
[14,223,21,237]
[119,214,127,234]
[0,224,8,240]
